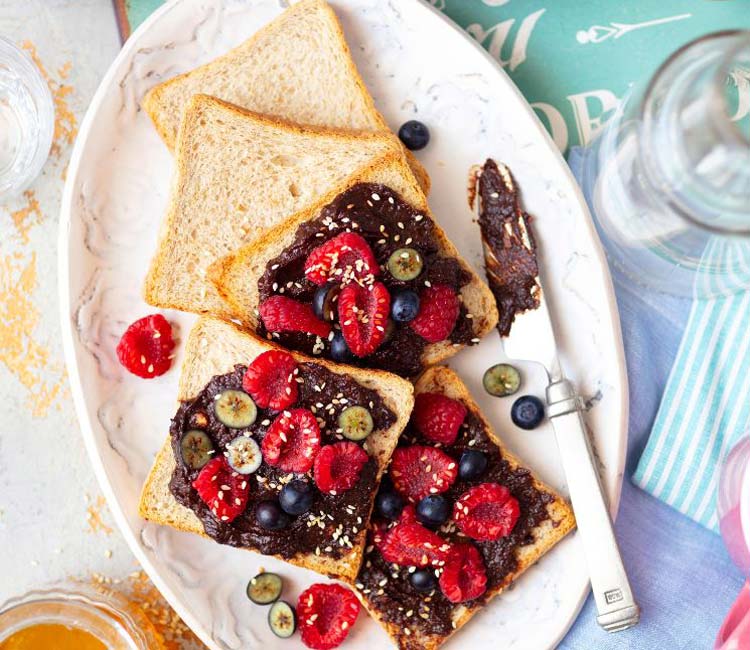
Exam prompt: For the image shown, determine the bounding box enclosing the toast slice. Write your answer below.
[355,366,576,649]
[142,0,429,192]
[143,94,408,317]
[139,316,414,582]
[207,155,499,375]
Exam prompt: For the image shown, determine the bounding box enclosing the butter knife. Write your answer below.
[473,161,640,632]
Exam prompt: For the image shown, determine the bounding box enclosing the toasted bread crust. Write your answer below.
[138,317,414,582]
[141,0,430,193]
[207,154,498,373]
[356,366,576,649]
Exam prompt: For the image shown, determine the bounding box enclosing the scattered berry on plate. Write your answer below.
[313,284,341,322]
[415,494,451,528]
[304,231,379,286]
[242,350,298,410]
[387,247,423,281]
[458,449,488,481]
[511,395,545,430]
[338,405,373,441]
[313,441,368,494]
[439,542,487,603]
[247,572,283,605]
[483,363,521,397]
[259,295,332,339]
[375,488,404,520]
[297,583,360,650]
[329,331,352,363]
[390,289,420,323]
[410,568,438,593]
[225,436,262,474]
[409,284,459,343]
[453,483,520,541]
[214,389,257,428]
[192,457,249,524]
[116,314,175,378]
[268,601,296,638]
[179,429,214,470]
[255,499,291,531]
[412,392,466,445]
[262,408,321,473]
[375,519,451,567]
[279,479,315,516]
[389,445,458,502]
[398,120,430,151]
[338,281,390,357]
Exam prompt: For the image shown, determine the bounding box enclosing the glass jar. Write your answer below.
[0,36,54,200]
[579,31,750,298]
[0,584,163,650]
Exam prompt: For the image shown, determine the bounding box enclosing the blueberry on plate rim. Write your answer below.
[398,120,430,151]
[247,572,283,605]
[511,395,545,430]
[268,600,296,638]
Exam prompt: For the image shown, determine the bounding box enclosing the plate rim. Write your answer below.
[57,1,629,648]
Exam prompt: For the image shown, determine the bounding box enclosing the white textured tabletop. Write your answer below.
[0,3,200,646]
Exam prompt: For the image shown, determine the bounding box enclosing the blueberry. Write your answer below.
[409,569,438,593]
[398,120,430,151]
[279,479,314,516]
[511,395,545,430]
[313,284,339,322]
[256,500,291,530]
[375,489,404,520]
[391,290,420,323]
[330,331,352,363]
[415,495,450,528]
[458,450,488,481]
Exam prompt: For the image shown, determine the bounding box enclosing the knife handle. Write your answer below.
[546,379,640,633]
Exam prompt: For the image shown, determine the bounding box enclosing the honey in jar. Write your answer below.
[0,623,107,650]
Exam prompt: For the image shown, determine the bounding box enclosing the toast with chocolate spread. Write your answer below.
[142,0,429,192]
[207,155,499,377]
[355,366,575,649]
[142,94,409,317]
[139,316,414,583]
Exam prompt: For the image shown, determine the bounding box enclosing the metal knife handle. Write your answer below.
[546,379,640,633]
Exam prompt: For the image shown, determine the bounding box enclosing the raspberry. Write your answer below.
[242,350,298,410]
[413,393,467,445]
[313,442,369,494]
[390,445,457,502]
[261,408,321,473]
[259,296,332,338]
[375,520,452,567]
[338,281,390,357]
[439,543,487,603]
[192,457,249,524]
[304,232,379,286]
[116,314,175,378]
[410,284,460,343]
[298,583,360,650]
[453,483,520,541]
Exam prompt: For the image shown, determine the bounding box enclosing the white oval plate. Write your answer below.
[59,1,627,649]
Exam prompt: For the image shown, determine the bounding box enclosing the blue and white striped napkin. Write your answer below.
[633,238,750,531]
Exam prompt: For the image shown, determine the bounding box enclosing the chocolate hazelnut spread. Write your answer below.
[169,363,395,560]
[258,183,474,376]
[357,408,553,640]
[474,159,541,337]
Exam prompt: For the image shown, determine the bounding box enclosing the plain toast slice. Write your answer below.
[142,0,429,192]
[139,316,414,583]
[142,94,406,317]
[356,365,576,649]
[208,155,498,373]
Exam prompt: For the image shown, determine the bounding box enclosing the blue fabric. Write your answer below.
[558,151,744,649]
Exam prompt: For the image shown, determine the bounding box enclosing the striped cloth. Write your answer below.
[634,238,750,531]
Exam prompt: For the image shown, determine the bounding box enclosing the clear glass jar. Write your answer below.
[0,36,54,200]
[0,584,163,650]
[579,31,750,298]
